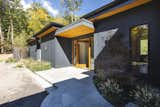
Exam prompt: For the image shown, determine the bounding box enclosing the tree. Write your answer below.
[0,0,5,53]
[0,0,69,54]
[14,31,28,59]
[0,0,28,53]
[27,3,55,36]
[5,0,25,48]
[53,15,69,25]
[60,0,82,23]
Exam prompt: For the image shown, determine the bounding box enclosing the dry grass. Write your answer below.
[0,54,13,62]
[21,59,52,72]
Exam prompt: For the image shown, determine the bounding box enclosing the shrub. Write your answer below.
[22,59,51,72]
[93,76,102,87]
[15,63,24,68]
[94,71,160,106]
[96,69,106,81]
[107,73,136,102]
[130,85,160,107]
[99,78,124,106]
[5,58,17,63]
[21,58,32,65]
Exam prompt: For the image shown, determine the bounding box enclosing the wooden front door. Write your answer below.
[72,38,91,69]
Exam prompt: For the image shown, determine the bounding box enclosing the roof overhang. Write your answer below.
[33,22,64,38]
[27,37,36,45]
[83,0,152,22]
[27,37,35,42]
[55,19,95,38]
[36,27,57,38]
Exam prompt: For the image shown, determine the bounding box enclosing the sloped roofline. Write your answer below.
[33,22,64,38]
[82,0,152,21]
[29,0,152,43]
[82,0,128,19]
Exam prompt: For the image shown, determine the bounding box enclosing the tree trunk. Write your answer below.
[0,20,4,53]
[10,19,14,50]
[7,25,11,41]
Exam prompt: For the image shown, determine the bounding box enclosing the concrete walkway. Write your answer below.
[36,67,113,107]
[0,63,48,107]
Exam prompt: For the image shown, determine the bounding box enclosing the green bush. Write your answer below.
[130,85,160,107]
[96,69,106,81]
[22,59,52,72]
[5,58,17,63]
[94,70,160,107]
[15,63,24,68]
[93,76,102,86]
[94,72,156,106]
[99,78,124,106]
[107,73,135,102]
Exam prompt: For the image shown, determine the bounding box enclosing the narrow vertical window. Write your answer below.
[131,24,148,74]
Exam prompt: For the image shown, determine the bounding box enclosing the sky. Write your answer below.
[20,0,113,17]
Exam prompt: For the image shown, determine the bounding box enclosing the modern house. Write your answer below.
[28,0,160,85]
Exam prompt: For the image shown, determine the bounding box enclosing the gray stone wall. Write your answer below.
[41,39,55,66]
[29,45,36,60]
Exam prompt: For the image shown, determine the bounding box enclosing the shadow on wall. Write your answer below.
[94,29,129,76]
[55,37,72,67]
[40,36,72,68]
[0,91,48,107]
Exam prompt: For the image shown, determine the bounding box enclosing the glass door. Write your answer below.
[72,38,92,69]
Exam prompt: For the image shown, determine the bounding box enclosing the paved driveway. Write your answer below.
[0,63,48,107]
[36,67,113,107]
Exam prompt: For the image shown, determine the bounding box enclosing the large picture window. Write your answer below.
[131,24,148,74]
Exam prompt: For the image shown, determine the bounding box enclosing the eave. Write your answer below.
[55,19,95,38]
[83,0,152,22]
[36,27,57,38]
[33,22,64,38]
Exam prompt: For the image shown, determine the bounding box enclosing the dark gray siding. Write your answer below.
[94,1,160,85]
[54,37,72,68]
[148,1,160,86]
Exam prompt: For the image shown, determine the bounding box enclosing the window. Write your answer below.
[131,24,148,74]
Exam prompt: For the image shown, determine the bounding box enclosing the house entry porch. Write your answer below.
[55,19,95,70]
[72,37,94,70]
